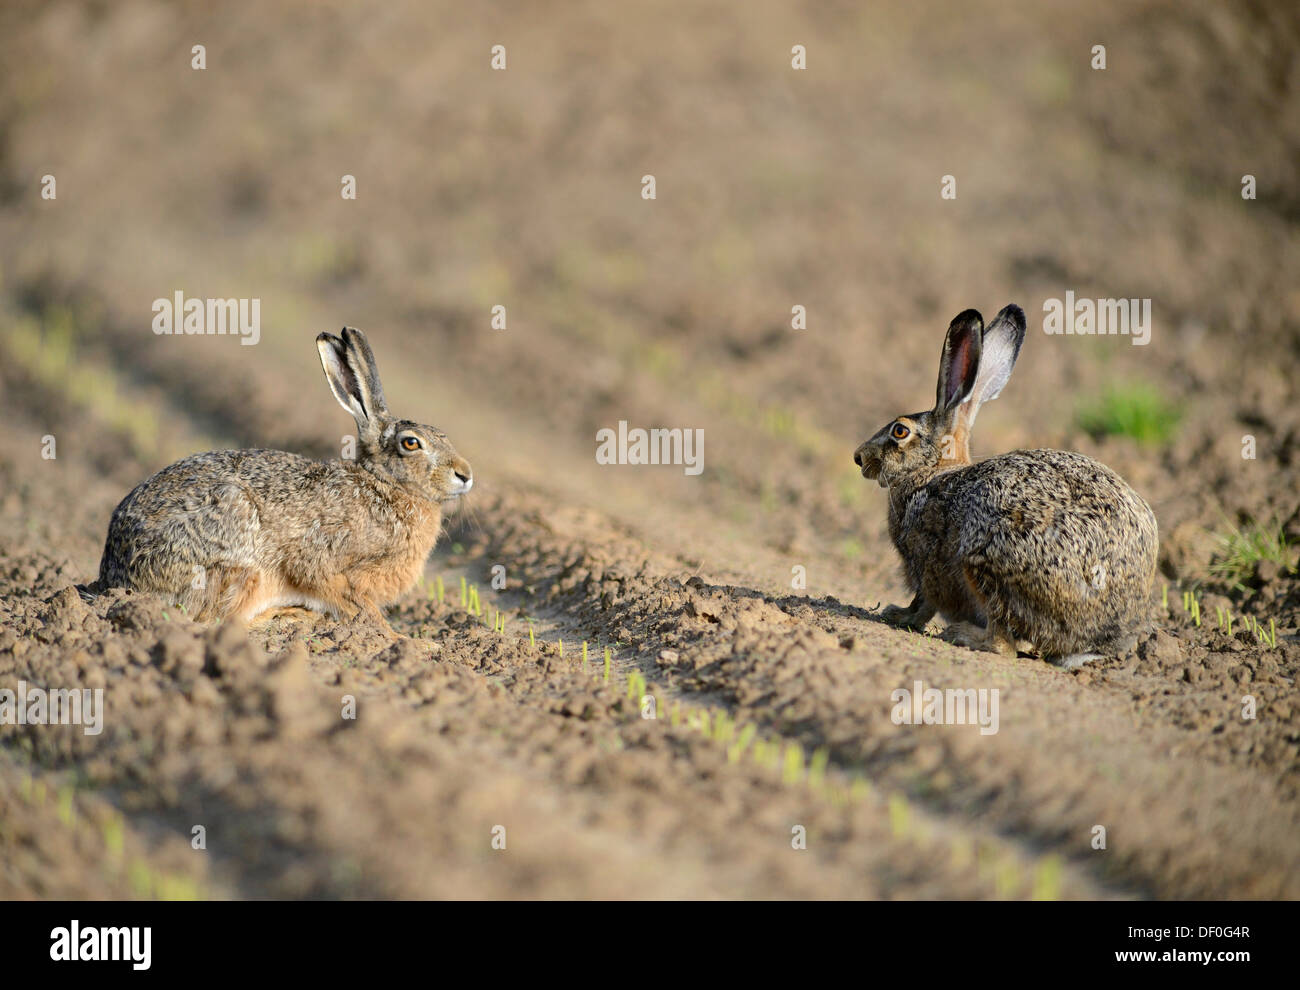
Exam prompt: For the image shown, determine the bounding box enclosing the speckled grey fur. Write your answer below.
[855,305,1158,659]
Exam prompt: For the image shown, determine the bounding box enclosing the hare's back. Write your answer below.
[117,449,320,513]
[100,449,321,585]
[954,449,1156,566]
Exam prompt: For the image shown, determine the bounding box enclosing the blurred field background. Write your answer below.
[1,0,1296,594]
[1,0,1299,899]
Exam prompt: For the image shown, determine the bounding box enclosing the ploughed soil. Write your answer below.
[1,0,1298,898]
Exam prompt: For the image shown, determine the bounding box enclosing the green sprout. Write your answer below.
[1210,519,1292,592]
[808,747,830,790]
[1075,383,1181,447]
[728,724,756,763]
[781,743,805,786]
[888,794,910,838]
[1029,852,1060,899]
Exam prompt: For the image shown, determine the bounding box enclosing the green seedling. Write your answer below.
[995,858,1022,899]
[436,575,445,603]
[460,576,467,607]
[782,743,804,786]
[1210,519,1292,592]
[582,641,588,670]
[808,747,830,790]
[604,646,611,682]
[728,724,756,763]
[155,873,203,901]
[888,794,910,838]
[102,817,125,859]
[527,619,535,648]
[128,861,153,899]
[762,738,782,771]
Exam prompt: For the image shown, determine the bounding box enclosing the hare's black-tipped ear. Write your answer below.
[340,326,389,416]
[963,304,1026,429]
[935,309,983,414]
[317,331,373,434]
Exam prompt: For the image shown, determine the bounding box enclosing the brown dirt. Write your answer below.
[1,0,1297,899]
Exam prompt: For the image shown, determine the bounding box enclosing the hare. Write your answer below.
[853,305,1158,668]
[97,327,472,635]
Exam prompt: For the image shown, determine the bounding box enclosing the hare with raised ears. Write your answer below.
[853,305,1158,668]
[97,327,472,636]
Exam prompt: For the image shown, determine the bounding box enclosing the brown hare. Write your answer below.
[854,305,1158,668]
[97,327,472,635]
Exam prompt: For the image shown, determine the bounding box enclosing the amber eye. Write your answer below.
[890,422,910,441]
[400,436,421,452]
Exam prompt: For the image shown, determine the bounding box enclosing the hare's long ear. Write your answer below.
[340,326,389,416]
[934,309,983,419]
[961,304,1025,431]
[317,330,381,440]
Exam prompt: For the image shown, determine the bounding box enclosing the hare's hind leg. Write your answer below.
[951,563,1018,657]
[943,620,1017,657]
[209,566,271,622]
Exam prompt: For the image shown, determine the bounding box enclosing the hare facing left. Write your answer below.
[97,327,472,636]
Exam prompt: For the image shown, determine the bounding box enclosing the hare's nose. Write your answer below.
[854,448,865,467]
[455,469,471,484]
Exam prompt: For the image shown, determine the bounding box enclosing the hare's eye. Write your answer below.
[890,422,910,441]
[400,436,421,452]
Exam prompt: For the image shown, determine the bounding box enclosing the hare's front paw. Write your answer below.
[880,597,935,631]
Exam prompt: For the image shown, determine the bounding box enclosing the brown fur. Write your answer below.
[97,328,472,636]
